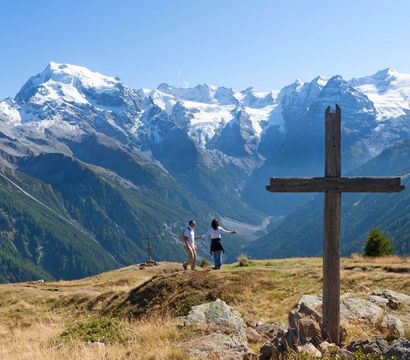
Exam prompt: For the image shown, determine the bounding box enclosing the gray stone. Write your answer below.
[338,349,354,360]
[385,338,410,360]
[340,297,384,324]
[368,294,389,307]
[380,315,404,340]
[372,289,410,306]
[181,299,252,359]
[289,294,385,342]
[288,295,323,341]
[255,322,287,340]
[184,299,246,342]
[347,337,389,355]
[86,341,106,349]
[297,343,322,358]
[318,341,340,354]
[289,295,323,328]
[180,333,248,360]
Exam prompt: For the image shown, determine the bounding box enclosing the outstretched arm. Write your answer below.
[220,227,237,235]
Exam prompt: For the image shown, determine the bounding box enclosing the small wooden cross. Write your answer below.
[142,232,155,263]
[266,105,405,344]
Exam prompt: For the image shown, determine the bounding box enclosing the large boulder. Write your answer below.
[184,298,247,342]
[340,297,384,324]
[288,292,392,341]
[180,299,252,359]
[288,295,323,340]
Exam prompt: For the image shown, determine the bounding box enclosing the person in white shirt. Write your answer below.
[182,219,201,270]
[204,219,236,270]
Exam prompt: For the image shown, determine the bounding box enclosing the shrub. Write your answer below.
[199,258,211,268]
[364,228,394,257]
[237,254,250,267]
[58,316,130,344]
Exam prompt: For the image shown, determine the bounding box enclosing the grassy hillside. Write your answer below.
[0,256,408,359]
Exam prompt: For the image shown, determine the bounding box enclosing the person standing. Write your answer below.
[182,220,200,270]
[204,219,236,270]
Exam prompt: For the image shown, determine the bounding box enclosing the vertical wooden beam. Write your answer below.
[323,105,341,344]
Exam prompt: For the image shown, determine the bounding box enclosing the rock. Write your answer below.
[86,341,106,349]
[297,316,321,339]
[288,295,323,341]
[181,299,252,359]
[318,341,339,354]
[184,299,246,342]
[52,343,65,350]
[180,333,249,360]
[368,294,389,308]
[245,327,262,343]
[289,295,322,329]
[246,319,258,328]
[347,337,389,355]
[385,338,410,360]
[255,322,287,340]
[340,297,384,324]
[380,315,404,340]
[372,289,410,306]
[297,343,322,358]
[387,298,401,310]
[338,348,354,360]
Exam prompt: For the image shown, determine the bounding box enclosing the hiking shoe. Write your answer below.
[183,263,188,270]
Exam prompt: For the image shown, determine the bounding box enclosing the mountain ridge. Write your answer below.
[0,62,410,281]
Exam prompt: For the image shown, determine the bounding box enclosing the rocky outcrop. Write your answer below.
[179,299,254,359]
[260,289,410,359]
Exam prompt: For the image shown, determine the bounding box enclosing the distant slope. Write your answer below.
[0,150,262,282]
[0,168,119,281]
[246,140,410,258]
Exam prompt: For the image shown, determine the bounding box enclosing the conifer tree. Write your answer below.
[364,228,394,257]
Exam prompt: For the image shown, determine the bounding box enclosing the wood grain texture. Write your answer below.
[266,177,404,193]
[323,191,341,344]
[322,106,342,344]
[325,105,341,178]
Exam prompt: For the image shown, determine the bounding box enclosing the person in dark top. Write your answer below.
[203,219,236,270]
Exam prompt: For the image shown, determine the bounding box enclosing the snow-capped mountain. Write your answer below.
[1,62,410,280]
[350,68,410,120]
[1,62,410,216]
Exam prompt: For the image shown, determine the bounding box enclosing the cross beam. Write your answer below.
[265,105,405,345]
[267,177,404,193]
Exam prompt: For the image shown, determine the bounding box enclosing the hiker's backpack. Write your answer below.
[179,227,190,242]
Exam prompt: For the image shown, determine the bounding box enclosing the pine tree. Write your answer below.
[364,228,394,257]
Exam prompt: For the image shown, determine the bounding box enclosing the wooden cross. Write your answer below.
[142,232,155,263]
[266,105,405,344]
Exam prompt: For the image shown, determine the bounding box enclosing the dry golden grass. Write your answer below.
[0,257,408,359]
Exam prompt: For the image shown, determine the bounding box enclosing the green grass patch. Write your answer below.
[58,316,131,344]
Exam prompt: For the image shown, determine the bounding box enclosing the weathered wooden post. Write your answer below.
[266,105,405,344]
[323,105,341,343]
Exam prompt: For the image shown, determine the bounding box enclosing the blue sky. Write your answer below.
[0,0,409,99]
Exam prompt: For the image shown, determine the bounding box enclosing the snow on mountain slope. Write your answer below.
[350,68,410,120]
[147,85,281,146]
[0,99,21,124]
[16,61,121,107]
[1,62,410,167]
